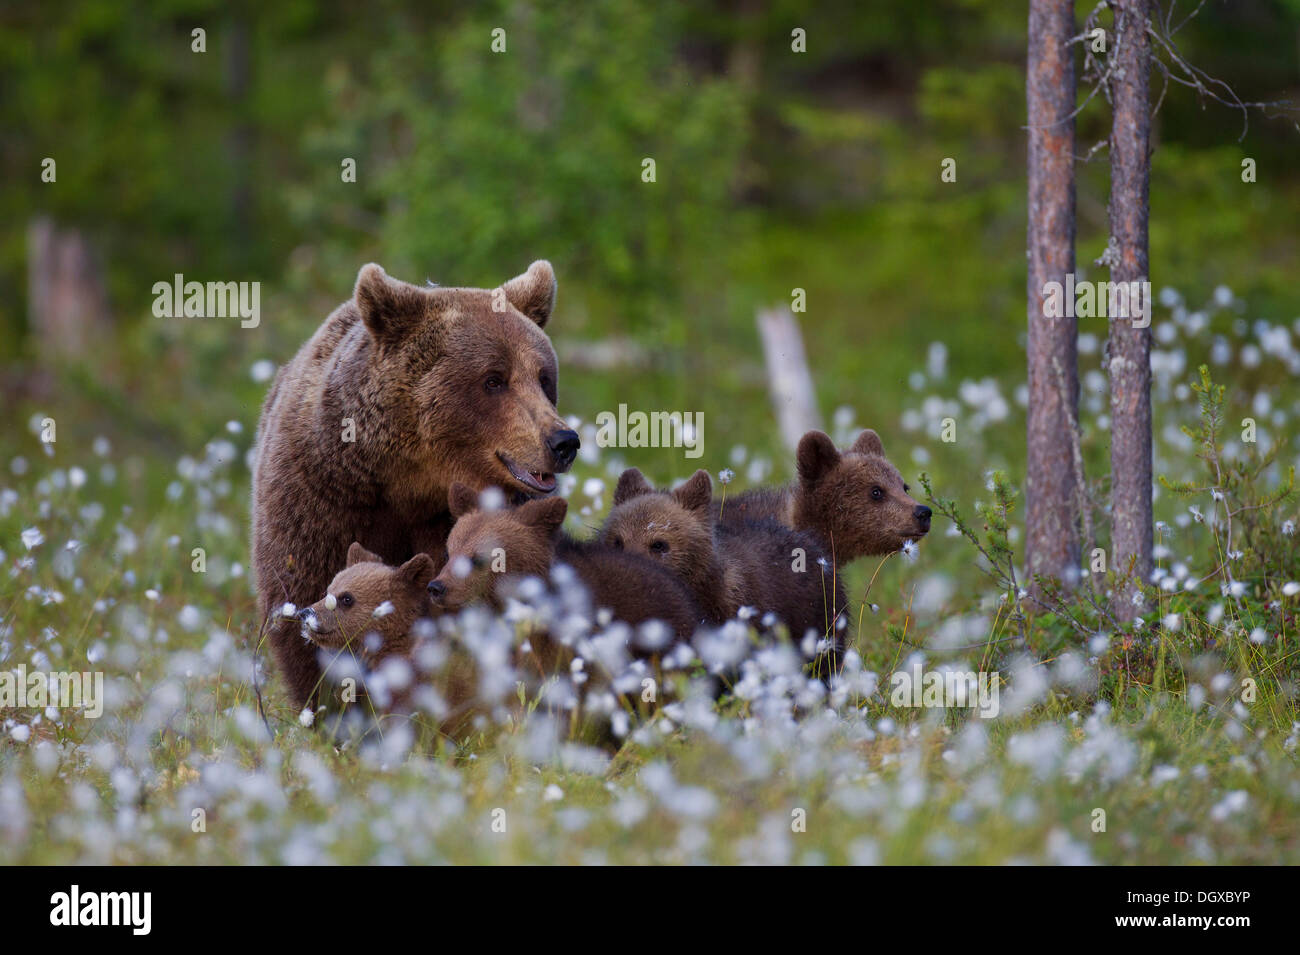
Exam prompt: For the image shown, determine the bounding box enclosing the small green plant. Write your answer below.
[1159,363,1296,594]
[920,469,1027,646]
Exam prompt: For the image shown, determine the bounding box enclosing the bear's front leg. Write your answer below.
[407,511,454,574]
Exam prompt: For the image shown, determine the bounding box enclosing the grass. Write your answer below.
[3,174,1300,863]
[2,273,1298,863]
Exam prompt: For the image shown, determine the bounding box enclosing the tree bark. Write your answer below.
[27,217,111,365]
[1107,0,1154,618]
[756,306,823,452]
[1025,0,1081,592]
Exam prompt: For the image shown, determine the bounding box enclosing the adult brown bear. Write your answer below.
[251,261,579,711]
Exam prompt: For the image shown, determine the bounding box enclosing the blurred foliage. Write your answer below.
[0,0,1296,519]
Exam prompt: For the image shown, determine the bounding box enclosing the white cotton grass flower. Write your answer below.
[1210,790,1248,822]
[372,601,395,619]
[478,486,506,512]
[1282,520,1295,536]
[1249,627,1268,645]
[543,784,564,803]
[1162,613,1181,632]
[280,602,297,618]
[718,468,735,485]
[901,539,919,562]
[146,589,162,602]
[298,707,315,728]
[21,527,43,551]
[1282,582,1300,597]
[324,593,337,610]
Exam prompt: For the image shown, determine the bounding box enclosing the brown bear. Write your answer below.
[429,484,701,670]
[716,429,931,567]
[251,261,580,711]
[297,542,437,671]
[298,542,497,735]
[600,468,849,670]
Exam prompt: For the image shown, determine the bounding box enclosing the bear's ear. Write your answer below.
[347,542,383,566]
[518,495,567,533]
[672,469,713,514]
[447,482,481,520]
[613,468,654,506]
[501,260,557,328]
[396,553,437,589]
[796,431,841,486]
[851,429,885,457]
[355,263,423,344]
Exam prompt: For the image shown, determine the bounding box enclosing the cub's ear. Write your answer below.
[613,468,654,506]
[796,431,841,486]
[355,263,423,344]
[347,542,384,566]
[851,429,885,457]
[447,482,481,520]
[519,495,568,533]
[396,553,437,589]
[501,260,557,328]
[672,469,713,514]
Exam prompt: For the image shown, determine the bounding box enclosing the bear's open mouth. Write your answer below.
[497,453,557,493]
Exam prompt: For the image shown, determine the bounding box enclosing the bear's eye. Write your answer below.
[340,593,355,608]
[871,487,884,502]
[650,540,669,554]
[612,537,623,550]
[484,374,506,394]
[471,553,488,569]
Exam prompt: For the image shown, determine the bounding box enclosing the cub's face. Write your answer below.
[353,261,580,501]
[428,485,567,612]
[299,544,436,662]
[599,469,716,581]
[795,430,931,560]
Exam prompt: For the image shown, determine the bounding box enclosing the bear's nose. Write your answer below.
[914,504,932,528]
[547,428,581,471]
[427,580,447,602]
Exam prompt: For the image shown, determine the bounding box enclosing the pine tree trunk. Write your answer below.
[1026,0,1081,592]
[1107,0,1154,618]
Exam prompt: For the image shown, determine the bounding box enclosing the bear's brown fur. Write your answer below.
[600,468,849,665]
[252,262,579,710]
[297,542,437,670]
[298,543,498,735]
[429,484,701,668]
[717,429,930,566]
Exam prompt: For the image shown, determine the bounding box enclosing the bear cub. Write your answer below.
[600,468,848,667]
[299,542,438,669]
[428,483,702,670]
[717,429,931,567]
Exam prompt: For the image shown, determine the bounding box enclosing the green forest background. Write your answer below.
[1,0,1298,597]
